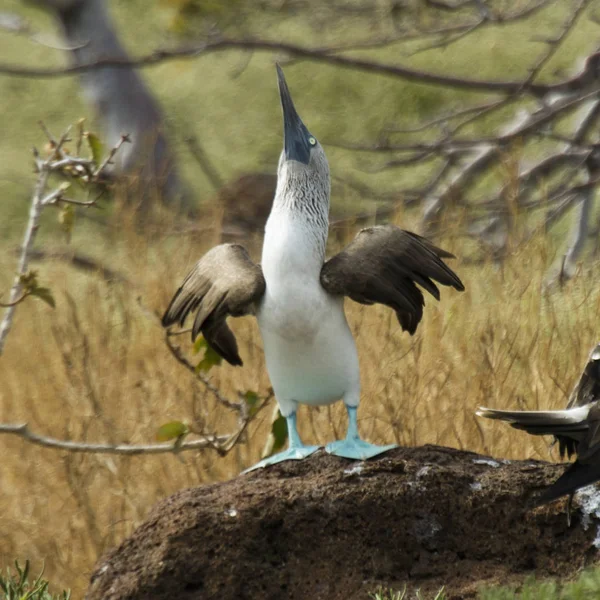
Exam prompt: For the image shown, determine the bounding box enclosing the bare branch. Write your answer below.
[184,134,224,191]
[0,125,127,355]
[0,36,584,96]
[0,11,82,50]
[25,249,131,285]
[0,292,30,308]
[519,0,593,91]
[0,422,231,455]
[385,100,507,134]
[559,186,594,279]
[336,89,600,156]
[94,133,131,177]
[165,332,245,413]
[0,155,52,355]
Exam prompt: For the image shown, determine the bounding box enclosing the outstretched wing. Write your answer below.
[567,344,600,410]
[162,244,265,366]
[476,343,600,503]
[538,402,600,504]
[475,406,591,449]
[476,402,600,503]
[556,343,600,457]
[320,225,464,334]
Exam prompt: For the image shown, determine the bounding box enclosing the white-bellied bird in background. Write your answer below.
[162,65,465,470]
[477,342,600,515]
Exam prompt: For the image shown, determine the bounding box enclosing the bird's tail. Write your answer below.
[538,461,600,504]
[476,406,590,436]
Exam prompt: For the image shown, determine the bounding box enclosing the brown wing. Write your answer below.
[162,244,265,366]
[538,402,600,504]
[477,343,600,504]
[475,403,600,503]
[320,225,464,334]
[556,343,600,457]
[567,344,600,410]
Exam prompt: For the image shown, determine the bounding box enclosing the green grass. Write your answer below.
[2,2,600,597]
[480,568,600,600]
[4,562,600,600]
[0,561,70,600]
[370,568,600,600]
[370,586,445,600]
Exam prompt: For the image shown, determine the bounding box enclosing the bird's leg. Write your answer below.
[325,405,398,460]
[287,411,305,449]
[243,412,321,472]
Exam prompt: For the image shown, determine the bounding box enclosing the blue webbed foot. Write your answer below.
[243,445,321,473]
[326,405,397,460]
[325,438,397,460]
[243,411,321,473]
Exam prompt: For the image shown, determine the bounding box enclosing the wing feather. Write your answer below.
[477,343,600,503]
[320,225,464,334]
[162,244,265,366]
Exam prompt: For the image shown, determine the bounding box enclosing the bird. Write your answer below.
[477,342,600,516]
[162,65,465,470]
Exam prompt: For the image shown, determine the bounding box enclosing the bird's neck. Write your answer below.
[263,170,330,280]
[272,163,330,234]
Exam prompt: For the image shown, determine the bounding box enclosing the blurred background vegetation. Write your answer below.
[2,0,600,596]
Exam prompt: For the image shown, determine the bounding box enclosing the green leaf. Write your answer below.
[85,131,104,165]
[19,270,39,289]
[30,286,55,309]
[193,337,222,373]
[270,411,288,455]
[193,336,208,354]
[243,390,260,416]
[156,421,189,442]
[58,204,75,241]
[17,271,56,308]
[15,558,26,580]
[243,390,259,407]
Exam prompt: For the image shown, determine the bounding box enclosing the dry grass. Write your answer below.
[1,1,599,596]
[1,201,599,597]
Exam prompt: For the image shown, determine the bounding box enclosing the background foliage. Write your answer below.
[1,0,600,596]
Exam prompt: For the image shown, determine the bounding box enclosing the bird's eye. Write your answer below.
[308,136,316,146]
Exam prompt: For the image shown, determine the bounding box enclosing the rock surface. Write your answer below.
[86,446,600,600]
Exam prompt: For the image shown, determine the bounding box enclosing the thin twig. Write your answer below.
[0,159,51,355]
[0,422,230,455]
[184,134,224,191]
[0,292,30,308]
[0,125,127,355]
[0,36,580,95]
[25,249,131,285]
[165,332,243,412]
[521,0,592,90]
[93,134,131,177]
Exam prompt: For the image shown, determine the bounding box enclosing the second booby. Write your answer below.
[477,343,600,507]
[162,65,465,470]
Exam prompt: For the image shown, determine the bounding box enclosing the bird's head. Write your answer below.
[276,64,329,185]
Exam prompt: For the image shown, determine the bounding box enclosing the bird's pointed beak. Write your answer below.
[277,64,311,165]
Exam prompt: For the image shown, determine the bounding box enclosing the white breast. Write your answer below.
[257,211,360,415]
[259,212,324,338]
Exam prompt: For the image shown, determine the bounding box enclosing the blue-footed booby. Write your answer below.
[162,65,465,470]
[477,342,600,509]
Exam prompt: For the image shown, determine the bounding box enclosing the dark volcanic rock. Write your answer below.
[86,446,600,600]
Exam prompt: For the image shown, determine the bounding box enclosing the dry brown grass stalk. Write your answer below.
[1,203,599,596]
